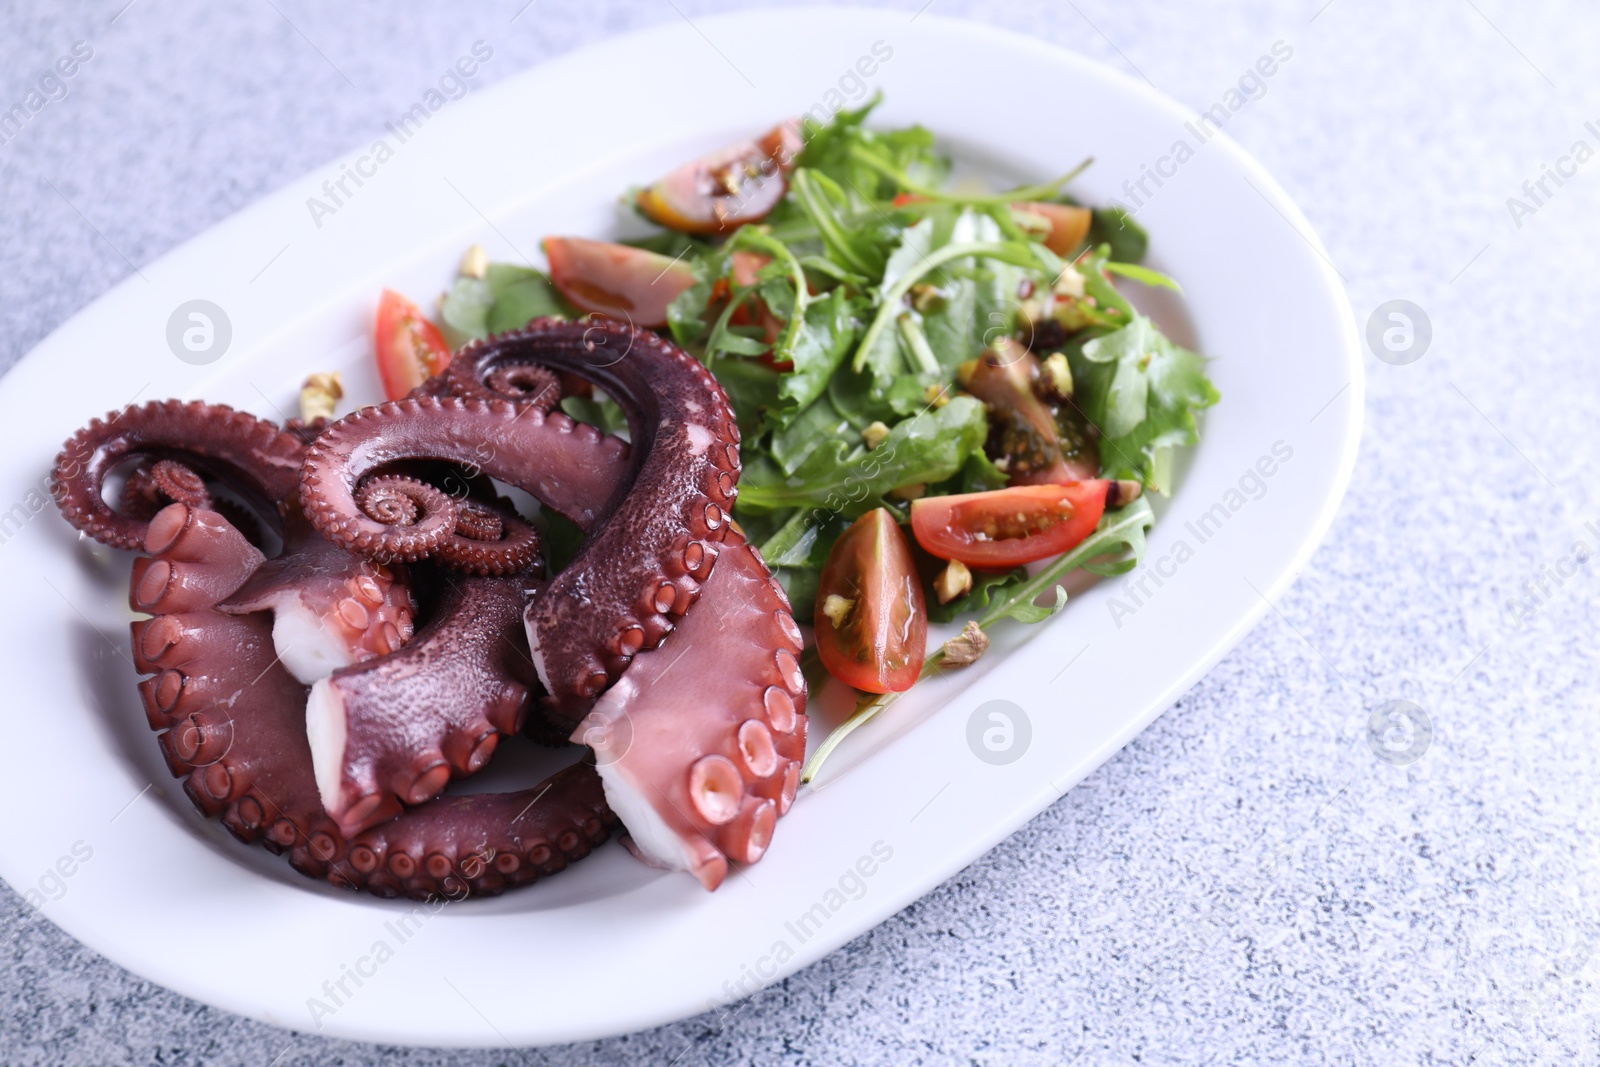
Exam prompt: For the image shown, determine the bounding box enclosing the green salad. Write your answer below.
[394,95,1218,779]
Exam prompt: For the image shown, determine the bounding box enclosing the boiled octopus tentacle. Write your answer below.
[120,458,212,520]
[443,319,744,727]
[299,396,631,545]
[573,531,806,891]
[51,400,305,550]
[219,506,415,686]
[131,502,615,899]
[433,497,543,577]
[305,562,542,838]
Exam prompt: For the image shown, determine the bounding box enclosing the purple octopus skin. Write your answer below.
[219,506,416,685]
[50,400,564,861]
[305,562,543,839]
[298,318,743,731]
[51,401,417,683]
[52,400,305,551]
[574,530,807,890]
[130,502,616,899]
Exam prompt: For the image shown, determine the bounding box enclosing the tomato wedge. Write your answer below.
[910,482,1108,568]
[374,289,451,401]
[1010,201,1093,255]
[543,237,697,328]
[815,508,927,693]
[636,120,802,234]
[960,343,1098,485]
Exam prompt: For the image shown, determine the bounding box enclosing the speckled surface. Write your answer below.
[3,0,1598,1063]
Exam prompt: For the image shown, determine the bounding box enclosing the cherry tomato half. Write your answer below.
[543,237,697,328]
[1010,201,1092,256]
[815,508,927,694]
[374,289,451,400]
[910,482,1108,568]
[636,120,802,234]
[961,344,1098,485]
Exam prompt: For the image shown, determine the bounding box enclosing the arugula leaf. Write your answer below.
[728,230,864,424]
[1080,314,1156,439]
[737,396,987,514]
[439,276,493,349]
[1089,207,1148,263]
[927,566,1027,623]
[1071,245,1137,323]
[1096,332,1219,488]
[789,169,888,278]
[929,450,1008,496]
[797,93,948,199]
[1105,261,1180,290]
[776,566,821,624]
[559,392,629,437]
[483,264,571,335]
[803,498,1158,783]
[771,393,855,474]
[707,354,781,438]
[977,498,1155,625]
[853,240,1050,375]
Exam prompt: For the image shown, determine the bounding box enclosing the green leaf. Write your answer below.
[789,169,886,278]
[439,276,493,349]
[1104,261,1180,290]
[559,393,629,437]
[1089,207,1148,263]
[771,394,854,473]
[737,396,987,514]
[849,145,1093,206]
[483,264,571,334]
[927,566,1027,623]
[540,510,587,574]
[852,240,1050,374]
[707,354,781,439]
[1071,245,1137,324]
[976,498,1156,627]
[778,287,862,417]
[1095,332,1220,486]
[931,450,1008,496]
[1081,315,1155,439]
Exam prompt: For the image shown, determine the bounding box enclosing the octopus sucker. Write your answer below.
[306,565,540,838]
[219,508,415,686]
[52,311,812,895]
[120,502,616,898]
[573,532,807,891]
[51,399,305,551]
[301,318,744,729]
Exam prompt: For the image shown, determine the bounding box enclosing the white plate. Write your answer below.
[0,8,1361,1048]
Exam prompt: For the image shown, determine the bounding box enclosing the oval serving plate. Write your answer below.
[0,8,1360,1047]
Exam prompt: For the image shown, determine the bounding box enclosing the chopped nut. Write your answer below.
[1041,352,1074,399]
[1050,296,1094,333]
[298,372,343,424]
[460,243,488,279]
[922,382,952,408]
[910,283,947,314]
[1017,296,1048,335]
[820,594,855,629]
[1105,479,1144,507]
[1052,266,1086,299]
[941,620,989,667]
[934,559,972,604]
[861,421,891,450]
[1012,208,1052,241]
[889,483,926,502]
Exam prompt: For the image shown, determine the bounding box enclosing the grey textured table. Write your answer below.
[4,1,1597,1063]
